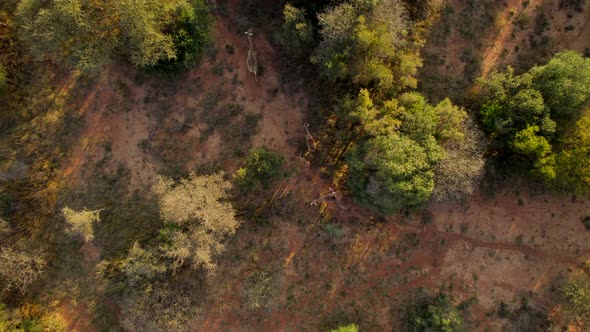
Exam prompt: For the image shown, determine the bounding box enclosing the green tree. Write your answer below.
[409,293,464,332]
[279,3,314,58]
[312,0,412,92]
[16,0,117,72]
[345,90,448,214]
[553,115,590,194]
[434,98,467,144]
[154,172,240,272]
[159,0,210,71]
[531,50,590,118]
[348,133,442,214]
[479,52,590,193]
[115,0,175,68]
[233,147,285,190]
[16,0,210,71]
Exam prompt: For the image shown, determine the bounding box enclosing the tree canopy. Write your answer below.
[312,0,419,93]
[154,171,239,272]
[479,51,590,192]
[16,0,209,72]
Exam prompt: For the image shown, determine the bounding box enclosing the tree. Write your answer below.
[433,117,486,202]
[233,147,285,190]
[409,293,464,332]
[348,134,442,214]
[279,3,314,58]
[531,50,590,118]
[61,207,101,242]
[120,281,199,331]
[561,272,590,325]
[0,246,46,294]
[434,98,467,144]
[119,242,166,288]
[114,0,175,68]
[553,115,590,194]
[154,172,240,272]
[345,90,445,214]
[16,0,117,72]
[313,0,411,92]
[478,52,590,193]
[16,0,210,71]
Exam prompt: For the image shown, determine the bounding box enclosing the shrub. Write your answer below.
[61,207,101,242]
[409,293,464,332]
[154,172,239,272]
[0,247,46,294]
[233,147,285,190]
[561,272,590,325]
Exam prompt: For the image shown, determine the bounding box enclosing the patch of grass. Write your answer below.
[244,270,281,310]
[323,223,345,239]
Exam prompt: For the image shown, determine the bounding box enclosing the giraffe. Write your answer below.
[311,188,347,209]
[303,123,317,153]
[245,29,257,80]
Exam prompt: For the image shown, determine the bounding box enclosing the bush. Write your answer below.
[233,147,285,190]
[157,0,210,71]
[154,172,240,272]
[331,324,359,332]
[561,272,590,325]
[0,246,46,294]
[408,293,464,332]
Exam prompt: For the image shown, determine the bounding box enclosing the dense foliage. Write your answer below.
[479,51,590,192]
[561,272,590,326]
[409,293,464,332]
[233,147,286,190]
[16,0,209,72]
[154,172,240,272]
[345,89,482,214]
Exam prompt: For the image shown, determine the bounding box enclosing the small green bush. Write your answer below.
[156,0,210,72]
[233,148,285,190]
[409,293,464,332]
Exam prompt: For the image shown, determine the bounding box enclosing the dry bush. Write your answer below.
[120,281,200,332]
[432,117,486,201]
[154,172,240,272]
[0,246,46,294]
[61,207,101,242]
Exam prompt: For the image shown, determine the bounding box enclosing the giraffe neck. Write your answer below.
[247,35,253,52]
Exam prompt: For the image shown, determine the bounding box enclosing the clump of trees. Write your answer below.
[312,0,420,93]
[479,51,590,193]
[16,0,210,72]
[280,0,485,214]
[345,89,484,214]
[154,171,240,272]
